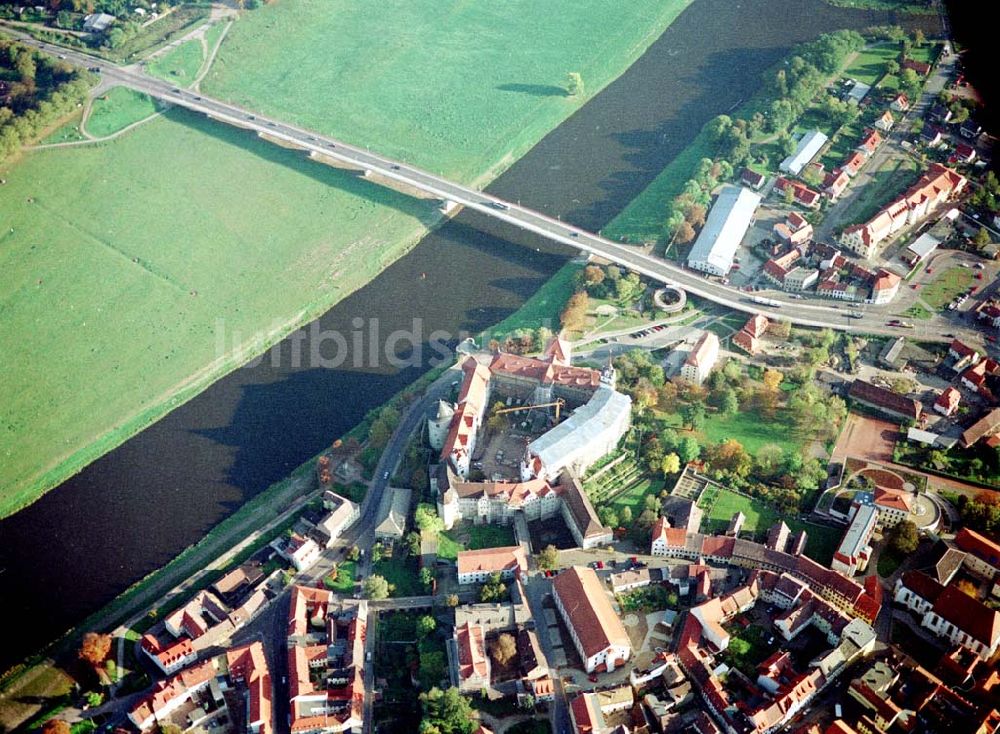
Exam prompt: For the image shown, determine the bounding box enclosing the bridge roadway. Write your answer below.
[11,31,974,342]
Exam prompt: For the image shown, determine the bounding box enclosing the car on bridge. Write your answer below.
[490,201,509,210]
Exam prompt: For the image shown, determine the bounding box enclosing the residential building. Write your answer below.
[226,642,274,734]
[954,528,1000,579]
[961,408,1000,448]
[286,587,366,733]
[874,110,894,132]
[934,387,961,416]
[961,359,999,394]
[140,636,198,676]
[847,80,871,105]
[786,266,820,292]
[843,150,867,177]
[552,567,631,673]
[317,491,360,547]
[128,659,218,731]
[775,177,822,208]
[440,358,492,477]
[780,130,828,175]
[960,120,983,140]
[374,486,411,543]
[686,185,762,276]
[732,314,769,356]
[857,129,883,156]
[890,93,910,112]
[847,380,921,422]
[283,534,321,572]
[451,621,490,691]
[831,505,878,576]
[869,270,901,304]
[681,332,720,385]
[742,168,766,189]
[894,571,1000,660]
[873,488,913,529]
[841,164,967,258]
[824,168,851,200]
[952,142,977,164]
[902,58,932,76]
[456,545,527,585]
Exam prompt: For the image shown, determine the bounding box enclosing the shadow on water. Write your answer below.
[496,83,568,98]
[0,0,942,672]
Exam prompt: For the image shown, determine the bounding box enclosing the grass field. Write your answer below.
[921,267,974,310]
[40,113,86,144]
[85,87,160,138]
[845,43,897,86]
[147,39,205,87]
[698,488,841,564]
[1,0,694,517]
[609,477,666,517]
[661,408,803,455]
[204,0,693,185]
[0,109,436,517]
[438,523,517,560]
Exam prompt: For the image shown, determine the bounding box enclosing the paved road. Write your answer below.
[3,28,988,346]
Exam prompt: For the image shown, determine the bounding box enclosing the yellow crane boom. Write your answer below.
[494,399,565,422]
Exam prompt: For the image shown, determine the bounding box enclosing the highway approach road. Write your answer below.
[5,28,991,348]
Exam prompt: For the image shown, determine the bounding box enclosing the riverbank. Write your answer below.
[0,0,694,518]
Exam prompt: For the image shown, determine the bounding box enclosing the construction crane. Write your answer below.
[493,399,565,422]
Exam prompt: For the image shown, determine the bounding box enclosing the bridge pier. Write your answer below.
[438,199,458,214]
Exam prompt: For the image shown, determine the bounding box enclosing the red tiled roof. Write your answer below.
[899,570,946,603]
[874,487,913,512]
[456,621,489,682]
[553,567,630,659]
[902,58,932,75]
[456,545,527,577]
[935,387,961,412]
[932,586,1000,648]
[955,528,1000,569]
[962,407,1000,447]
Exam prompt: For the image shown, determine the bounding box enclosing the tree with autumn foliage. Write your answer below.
[42,720,71,734]
[560,291,589,332]
[79,632,112,667]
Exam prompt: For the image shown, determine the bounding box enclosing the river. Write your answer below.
[0,0,935,672]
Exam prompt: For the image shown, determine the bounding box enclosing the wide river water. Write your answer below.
[0,0,935,671]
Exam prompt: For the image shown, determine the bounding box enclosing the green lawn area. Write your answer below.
[0,109,436,518]
[438,523,517,560]
[147,39,206,87]
[1,0,695,517]
[698,488,842,565]
[40,113,86,144]
[921,267,974,310]
[204,0,694,185]
[845,43,898,87]
[85,87,160,138]
[609,477,666,517]
[903,303,933,320]
[436,533,463,561]
[203,21,228,55]
[837,157,921,227]
[699,408,801,455]
[324,560,357,593]
[375,554,423,597]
